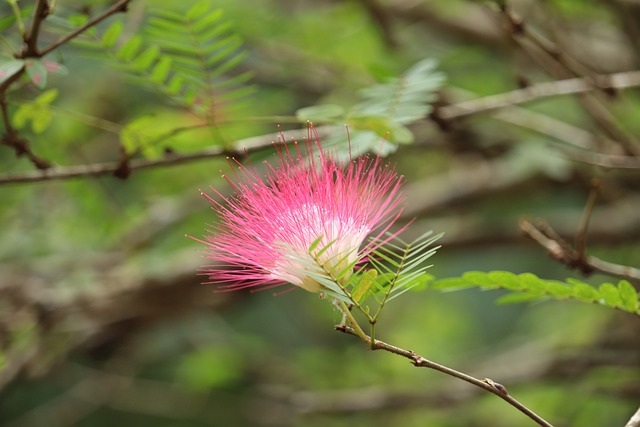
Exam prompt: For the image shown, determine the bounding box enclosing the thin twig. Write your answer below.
[493,3,640,156]
[574,182,600,258]
[21,0,51,57]
[0,96,51,169]
[36,0,132,58]
[0,127,333,185]
[438,71,640,120]
[336,325,554,427]
[520,219,640,284]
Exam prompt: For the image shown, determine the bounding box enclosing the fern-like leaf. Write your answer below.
[144,2,254,121]
[296,59,446,157]
[432,271,640,316]
[367,231,442,306]
[65,2,253,122]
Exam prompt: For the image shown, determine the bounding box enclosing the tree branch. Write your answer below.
[0,126,333,185]
[520,219,640,284]
[336,325,554,427]
[437,71,640,121]
[36,0,132,58]
[20,0,51,57]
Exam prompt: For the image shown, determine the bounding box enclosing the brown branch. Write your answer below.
[20,0,51,57]
[0,94,51,169]
[519,219,640,284]
[493,4,640,156]
[574,182,600,258]
[437,71,640,120]
[0,126,333,185]
[336,325,554,427]
[36,0,132,58]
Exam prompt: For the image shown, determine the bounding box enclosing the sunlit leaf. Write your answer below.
[618,281,639,313]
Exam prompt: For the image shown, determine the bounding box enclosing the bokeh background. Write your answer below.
[1,0,639,426]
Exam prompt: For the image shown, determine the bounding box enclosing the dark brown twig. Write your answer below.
[0,94,51,169]
[0,126,333,185]
[20,0,52,57]
[520,219,640,284]
[438,71,640,121]
[36,0,132,58]
[336,325,554,427]
[494,3,640,156]
[574,182,600,259]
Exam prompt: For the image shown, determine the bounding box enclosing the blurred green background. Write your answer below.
[1,0,639,426]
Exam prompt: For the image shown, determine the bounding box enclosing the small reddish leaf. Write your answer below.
[42,60,68,75]
[25,59,48,89]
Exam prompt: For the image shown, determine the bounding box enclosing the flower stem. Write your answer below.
[335,325,554,427]
[336,300,370,345]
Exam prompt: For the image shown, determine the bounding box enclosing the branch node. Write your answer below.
[483,378,509,396]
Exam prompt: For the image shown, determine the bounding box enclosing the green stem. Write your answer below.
[336,300,369,344]
[8,0,25,36]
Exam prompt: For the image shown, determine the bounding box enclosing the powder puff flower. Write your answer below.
[195,127,406,294]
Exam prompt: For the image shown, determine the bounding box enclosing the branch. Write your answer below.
[0,126,333,185]
[36,0,132,58]
[437,71,640,120]
[492,4,640,156]
[20,0,51,57]
[520,219,640,283]
[626,406,640,427]
[336,325,554,427]
[0,94,51,169]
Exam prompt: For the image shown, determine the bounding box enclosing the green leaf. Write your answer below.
[67,13,89,27]
[568,279,599,302]
[0,59,24,84]
[431,270,640,316]
[462,271,497,288]
[102,21,123,48]
[488,271,522,290]
[25,59,48,89]
[165,74,185,96]
[598,283,621,307]
[12,104,34,129]
[120,115,165,159]
[117,36,143,61]
[186,1,211,21]
[296,104,345,122]
[131,45,162,72]
[12,89,57,133]
[352,58,445,125]
[150,56,172,83]
[618,281,639,313]
[497,292,544,305]
[544,281,573,299]
[31,108,52,133]
[352,269,377,303]
[517,273,546,292]
[35,88,58,105]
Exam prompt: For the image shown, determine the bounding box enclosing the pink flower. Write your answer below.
[195,127,406,293]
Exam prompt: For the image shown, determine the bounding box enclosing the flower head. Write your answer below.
[196,127,406,293]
